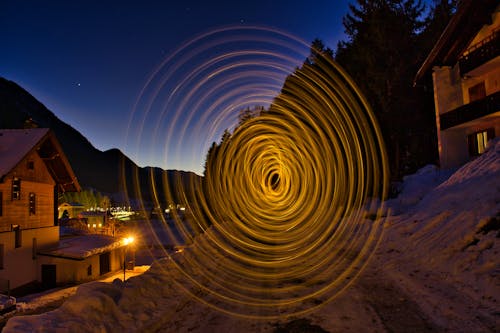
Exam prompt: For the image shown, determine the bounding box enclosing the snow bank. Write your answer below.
[381,138,499,330]
[386,165,454,214]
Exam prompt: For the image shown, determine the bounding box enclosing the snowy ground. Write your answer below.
[0,266,150,329]
[15,266,150,313]
[4,140,499,332]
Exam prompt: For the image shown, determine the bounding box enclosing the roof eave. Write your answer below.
[414,0,498,85]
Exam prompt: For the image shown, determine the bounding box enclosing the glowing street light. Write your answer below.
[122,236,135,281]
[122,236,135,246]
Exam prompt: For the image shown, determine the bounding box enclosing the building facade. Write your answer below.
[415,0,500,169]
[37,235,126,288]
[0,128,80,291]
[0,129,133,293]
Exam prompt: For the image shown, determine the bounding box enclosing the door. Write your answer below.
[41,264,57,290]
[99,252,110,275]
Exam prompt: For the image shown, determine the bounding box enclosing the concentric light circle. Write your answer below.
[126,26,389,319]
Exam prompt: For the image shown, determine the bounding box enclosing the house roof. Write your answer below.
[78,211,106,217]
[38,234,126,260]
[0,128,48,178]
[0,128,81,192]
[414,0,499,84]
[59,202,85,208]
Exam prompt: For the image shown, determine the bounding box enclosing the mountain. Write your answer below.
[0,77,201,205]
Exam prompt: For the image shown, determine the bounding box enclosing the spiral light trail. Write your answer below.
[125,26,389,319]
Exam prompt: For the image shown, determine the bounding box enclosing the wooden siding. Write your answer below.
[0,149,56,232]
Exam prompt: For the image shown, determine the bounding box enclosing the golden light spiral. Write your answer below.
[126,26,389,319]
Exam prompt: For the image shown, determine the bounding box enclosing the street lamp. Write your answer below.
[122,236,135,281]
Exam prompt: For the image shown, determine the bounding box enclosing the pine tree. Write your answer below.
[220,129,231,146]
[418,0,457,59]
[334,0,447,179]
[203,141,219,178]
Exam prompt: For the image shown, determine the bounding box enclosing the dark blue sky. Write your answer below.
[1,0,353,174]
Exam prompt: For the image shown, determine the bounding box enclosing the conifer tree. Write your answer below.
[335,0,456,179]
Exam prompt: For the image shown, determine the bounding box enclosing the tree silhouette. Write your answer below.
[335,0,455,179]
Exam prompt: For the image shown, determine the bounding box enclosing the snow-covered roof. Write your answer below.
[78,211,106,217]
[59,202,85,208]
[38,235,127,260]
[0,128,49,179]
[0,128,80,192]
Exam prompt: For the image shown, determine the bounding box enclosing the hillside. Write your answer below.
[0,77,201,204]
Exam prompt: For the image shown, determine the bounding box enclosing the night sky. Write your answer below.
[1,1,353,174]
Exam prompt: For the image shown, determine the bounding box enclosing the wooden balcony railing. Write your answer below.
[459,28,499,75]
[440,90,500,130]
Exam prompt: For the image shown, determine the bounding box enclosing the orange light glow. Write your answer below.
[122,236,135,246]
[124,26,389,319]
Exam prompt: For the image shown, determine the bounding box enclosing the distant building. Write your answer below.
[0,128,80,292]
[58,202,85,219]
[77,210,116,235]
[415,0,499,169]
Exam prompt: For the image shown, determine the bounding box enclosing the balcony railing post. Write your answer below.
[459,29,499,76]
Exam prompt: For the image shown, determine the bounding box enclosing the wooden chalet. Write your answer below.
[415,0,499,169]
[0,128,80,292]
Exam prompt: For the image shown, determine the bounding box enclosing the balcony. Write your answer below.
[459,28,499,76]
[440,90,500,130]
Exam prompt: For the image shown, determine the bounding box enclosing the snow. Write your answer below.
[0,295,16,311]
[0,128,49,178]
[4,139,499,332]
[13,266,150,313]
[386,164,455,214]
[38,235,126,259]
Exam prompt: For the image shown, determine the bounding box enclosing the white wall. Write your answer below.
[0,226,59,291]
[37,247,126,285]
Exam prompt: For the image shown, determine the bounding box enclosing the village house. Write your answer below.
[37,234,126,288]
[415,0,499,169]
[57,202,85,219]
[0,129,131,294]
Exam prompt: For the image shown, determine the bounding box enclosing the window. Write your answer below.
[29,192,36,215]
[27,161,34,170]
[87,265,92,276]
[0,244,4,269]
[468,82,486,102]
[468,128,495,157]
[12,225,21,248]
[0,192,2,216]
[12,178,21,200]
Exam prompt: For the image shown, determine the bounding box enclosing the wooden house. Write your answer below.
[0,128,80,292]
[57,202,85,219]
[415,0,500,169]
[415,0,499,169]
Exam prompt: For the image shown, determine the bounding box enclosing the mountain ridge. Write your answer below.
[0,76,201,204]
